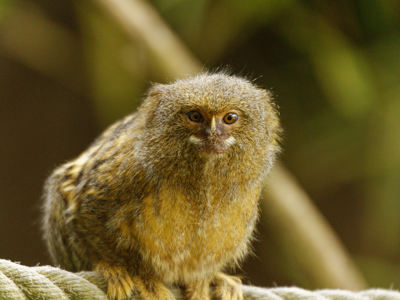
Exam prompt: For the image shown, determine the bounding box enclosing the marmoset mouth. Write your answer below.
[188,135,236,154]
[203,142,227,154]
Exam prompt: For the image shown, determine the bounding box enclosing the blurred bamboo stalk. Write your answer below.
[263,164,366,289]
[91,0,367,289]
[93,0,202,80]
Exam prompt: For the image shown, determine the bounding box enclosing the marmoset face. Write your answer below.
[142,74,276,163]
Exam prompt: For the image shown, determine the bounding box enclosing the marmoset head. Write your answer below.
[138,73,280,178]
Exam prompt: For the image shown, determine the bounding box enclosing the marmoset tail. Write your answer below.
[42,73,281,300]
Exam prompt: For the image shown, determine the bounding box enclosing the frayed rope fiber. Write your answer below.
[0,259,399,300]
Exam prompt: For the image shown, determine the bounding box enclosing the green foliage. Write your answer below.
[0,0,11,18]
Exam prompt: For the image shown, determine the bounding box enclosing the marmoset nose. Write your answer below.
[205,117,224,138]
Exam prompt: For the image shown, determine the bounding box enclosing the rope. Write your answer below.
[0,259,399,300]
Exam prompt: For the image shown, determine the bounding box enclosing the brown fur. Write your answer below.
[42,73,281,299]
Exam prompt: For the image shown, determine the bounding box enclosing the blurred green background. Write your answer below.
[0,0,399,290]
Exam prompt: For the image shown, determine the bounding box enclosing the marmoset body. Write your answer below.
[42,73,280,300]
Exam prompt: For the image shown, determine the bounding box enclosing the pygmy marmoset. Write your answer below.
[42,73,281,300]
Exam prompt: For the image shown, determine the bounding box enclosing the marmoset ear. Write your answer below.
[138,83,168,127]
[147,83,166,98]
[264,91,282,156]
[139,84,164,111]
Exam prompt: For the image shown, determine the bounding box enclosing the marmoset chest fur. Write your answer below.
[42,73,280,300]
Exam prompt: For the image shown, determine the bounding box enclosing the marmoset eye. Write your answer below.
[187,111,204,123]
[223,112,238,124]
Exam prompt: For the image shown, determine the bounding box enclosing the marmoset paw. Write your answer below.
[213,272,243,300]
[96,263,134,300]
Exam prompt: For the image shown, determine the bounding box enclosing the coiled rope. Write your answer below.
[0,259,399,300]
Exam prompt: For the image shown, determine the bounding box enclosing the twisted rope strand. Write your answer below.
[0,259,398,300]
